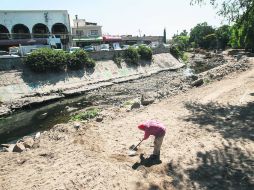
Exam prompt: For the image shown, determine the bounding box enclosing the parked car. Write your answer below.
[83,45,94,52]
[0,50,19,58]
[149,42,159,49]
[162,43,171,48]
[69,47,81,53]
[131,44,139,49]
[9,47,20,56]
[0,51,9,56]
[114,47,122,50]
[25,48,39,56]
[132,44,149,49]
[139,43,149,48]
[121,45,130,50]
[100,44,110,51]
[113,43,122,50]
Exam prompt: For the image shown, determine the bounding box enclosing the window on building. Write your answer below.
[90,30,98,36]
[76,30,84,36]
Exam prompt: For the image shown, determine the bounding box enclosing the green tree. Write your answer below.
[191,0,253,22]
[215,25,231,49]
[203,33,217,49]
[172,35,190,51]
[192,0,254,51]
[138,45,152,60]
[189,22,216,49]
[163,28,167,43]
[230,24,247,49]
[124,47,139,64]
[171,30,189,62]
[240,11,254,51]
[180,30,188,36]
[230,21,254,51]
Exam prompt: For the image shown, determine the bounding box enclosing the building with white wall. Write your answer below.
[72,16,102,47]
[0,10,71,50]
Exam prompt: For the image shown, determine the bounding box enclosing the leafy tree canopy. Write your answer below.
[192,0,254,51]
[191,0,254,22]
[215,25,231,49]
[189,22,215,49]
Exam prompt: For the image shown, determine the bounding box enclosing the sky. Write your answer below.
[0,0,225,38]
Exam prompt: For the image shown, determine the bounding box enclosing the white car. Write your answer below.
[100,44,110,51]
[113,42,122,50]
[132,44,139,49]
[0,50,19,58]
[121,45,130,50]
[9,47,20,56]
[69,47,81,53]
[25,48,39,56]
[149,42,160,49]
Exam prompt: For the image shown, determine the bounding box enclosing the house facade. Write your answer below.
[72,17,102,47]
[121,35,164,45]
[0,10,71,50]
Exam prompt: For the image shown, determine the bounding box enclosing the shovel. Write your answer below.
[128,139,143,156]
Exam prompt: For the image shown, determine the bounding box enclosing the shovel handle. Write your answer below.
[132,139,143,150]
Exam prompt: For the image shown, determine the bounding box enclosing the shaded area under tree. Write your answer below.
[183,101,254,140]
[165,142,254,190]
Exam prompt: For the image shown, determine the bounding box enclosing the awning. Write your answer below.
[103,35,122,42]
[0,38,48,46]
[72,37,103,42]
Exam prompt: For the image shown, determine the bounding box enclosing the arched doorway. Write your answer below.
[52,23,69,46]
[0,25,10,40]
[51,23,68,35]
[12,24,31,39]
[32,23,49,38]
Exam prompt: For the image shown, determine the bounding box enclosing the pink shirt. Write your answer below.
[141,120,166,140]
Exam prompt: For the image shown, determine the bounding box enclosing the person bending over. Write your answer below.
[138,120,166,160]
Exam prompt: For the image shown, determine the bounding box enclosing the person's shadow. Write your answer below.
[132,154,162,170]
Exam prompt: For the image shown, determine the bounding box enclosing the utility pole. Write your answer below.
[75,15,78,28]
[138,29,142,37]
[138,29,142,44]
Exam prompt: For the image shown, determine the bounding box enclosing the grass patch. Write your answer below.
[70,108,100,121]
[204,78,211,84]
[123,100,133,107]
[182,53,189,63]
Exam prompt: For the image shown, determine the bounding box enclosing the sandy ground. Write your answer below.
[0,59,254,190]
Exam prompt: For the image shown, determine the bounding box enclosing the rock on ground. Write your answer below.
[141,92,156,106]
[23,137,34,148]
[13,143,26,153]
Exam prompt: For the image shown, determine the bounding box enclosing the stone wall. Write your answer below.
[89,50,125,61]
[0,57,24,71]
[89,47,171,60]
[152,47,171,54]
[0,47,171,71]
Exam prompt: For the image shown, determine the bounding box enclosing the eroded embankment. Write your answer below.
[0,53,183,116]
[0,53,251,144]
